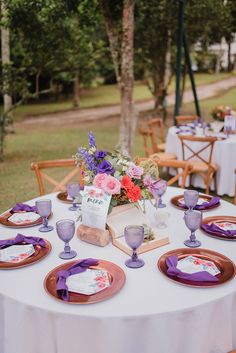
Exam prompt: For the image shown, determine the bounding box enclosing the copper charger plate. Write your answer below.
[0,239,52,269]
[57,191,73,204]
[170,194,220,211]
[201,216,236,241]
[0,211,52,228]
[158,248,235,288]
[44,259,126,304]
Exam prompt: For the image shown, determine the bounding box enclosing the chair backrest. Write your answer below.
[138,127,153,157]
[147,118,165,152]
[178,135,217,168]
[176,115,199,126]
[31,159,83,196]
[135,157,192,188]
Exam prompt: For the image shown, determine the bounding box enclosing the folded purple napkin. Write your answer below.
[176,128,195,135]
[165,255,219,282]
[10,203,37,213]
[57,258,99,301]
[0,233,46,249]
[179,196,220,210]
[201,223,236,237]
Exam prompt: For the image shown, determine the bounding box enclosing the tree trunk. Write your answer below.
[119,0,137,156]
[227,40,231,72]
[73,70,80,108]
[35,71,41,98]
[100,0,137,157]
[180,60,187,106]
[1,0,13,117]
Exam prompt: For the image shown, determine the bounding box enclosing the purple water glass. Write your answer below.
[36,199,54,232]
[156,179,167,208]
[225,126,232,138]
[184,210,202,248]
[66,183,80,211]
[184,190,199,211]
[124,225,145,268]
[56,219,77,259]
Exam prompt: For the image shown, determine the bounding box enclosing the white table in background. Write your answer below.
[0,187,236,353]
[166,126,236,196]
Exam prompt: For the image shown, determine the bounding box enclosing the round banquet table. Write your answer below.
[165,126,236,197]
[0,187,236,353]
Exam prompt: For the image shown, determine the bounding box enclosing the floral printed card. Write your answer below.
[177,256,220,276]
[213,222,236,231]
[81,186,111,231]
[66,268,110,295]
[0,244,35,263]
[8,212,41,225]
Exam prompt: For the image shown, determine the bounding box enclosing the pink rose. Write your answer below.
[101,175,121,195]
[126,163,144,179]
[93,173,107,188]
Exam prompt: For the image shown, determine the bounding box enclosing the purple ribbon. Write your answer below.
[0,234,46,249]
[179,197,220,210]
[10,203,37,213]
[166,255,219,282]
[201,223,236,237]
[57,258,99,301]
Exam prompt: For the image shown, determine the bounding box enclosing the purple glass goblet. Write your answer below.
[156,179,167,208]
[56,219,77,259]
[36,199,54,232]
[124,225,145,268]
[184,210,202,248]
[184,190,199,211]
[225,126,232,138]
[66,183,80,211]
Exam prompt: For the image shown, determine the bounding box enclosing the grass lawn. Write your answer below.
[1,79,235,212]
[9,72,234,122]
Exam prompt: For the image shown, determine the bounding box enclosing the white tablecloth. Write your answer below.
[166,126,236,196]
[0,188,236,353]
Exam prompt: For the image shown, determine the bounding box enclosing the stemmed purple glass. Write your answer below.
[184,210,202,248]
[184,190,199,211]
[36,199,54,232]
[156,179,167,208]
[67,183,80,211]
[225,126,232,138]
[124,225,145,268]
[56,219,77,259]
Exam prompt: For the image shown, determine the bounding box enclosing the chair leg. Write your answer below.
[213,172,217,194]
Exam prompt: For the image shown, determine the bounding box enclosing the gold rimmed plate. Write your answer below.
[0,211,52,228]
[57,191,73,204]
[0,239,52,269]
[44,259,126,304]
[158,248,235,287]
[170,194,220,211]
[201,216,236,240]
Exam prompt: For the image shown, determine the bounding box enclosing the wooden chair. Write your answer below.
[176,115,199,126]
[178,135,218,194]
[147,118,166,152]
[135,157,192,188]
[31,159,83,196]
[234,169,236,205]
[138,127,176,161]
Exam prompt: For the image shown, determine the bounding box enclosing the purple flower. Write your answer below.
[96,160,115,175]
[88,131,96,148]
[94,150,107,159]
[78,147,96,171]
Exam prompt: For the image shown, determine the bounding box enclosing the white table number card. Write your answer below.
[81,186,111,231]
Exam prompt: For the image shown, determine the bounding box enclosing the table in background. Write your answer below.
[0,187,236,353]
[166,126,236,196]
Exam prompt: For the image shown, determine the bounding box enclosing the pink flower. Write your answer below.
[126,163,144,179]
[101,175,121,195]
[93,173,107,188]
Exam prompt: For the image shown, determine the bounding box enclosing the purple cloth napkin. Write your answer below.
[57,258,99,301]
[179,196,220,210]
[165,255,219,282]
[10,203,37,213]
[0,233,46,249]
[201,223,236,237]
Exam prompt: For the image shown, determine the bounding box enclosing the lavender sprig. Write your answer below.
[88,131,96,148]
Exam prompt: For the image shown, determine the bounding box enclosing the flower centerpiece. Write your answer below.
[210,105,231,121]
[74,132,160,215]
